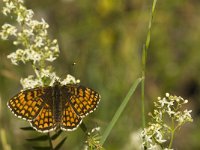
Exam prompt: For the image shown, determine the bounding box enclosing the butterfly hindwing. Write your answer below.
[60,102,82,131]
[30,103,56,133]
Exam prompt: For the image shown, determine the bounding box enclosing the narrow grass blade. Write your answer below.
[0,129,12,150]
[26,135,49,141]
[100,78,143,145]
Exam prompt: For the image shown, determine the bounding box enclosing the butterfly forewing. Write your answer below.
[7,87,49,121]
[61,84,101,117]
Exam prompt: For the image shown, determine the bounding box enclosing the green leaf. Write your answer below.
[51,130,63,140]
[80,122,87,133]
[100,78,143,145]
[32,146,51,150]
[54,137,67,150]
[20,126,35,131]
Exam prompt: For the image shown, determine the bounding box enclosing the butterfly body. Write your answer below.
[7,82,100,133]
[52,83,62,123]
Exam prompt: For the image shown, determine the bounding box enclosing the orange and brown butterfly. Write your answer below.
[7,81,101,133]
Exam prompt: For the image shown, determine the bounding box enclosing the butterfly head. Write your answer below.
[53,79,61,86]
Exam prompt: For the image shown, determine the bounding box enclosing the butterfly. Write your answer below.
[7,81,100,133]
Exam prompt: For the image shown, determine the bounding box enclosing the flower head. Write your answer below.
[84,126,103,150]
[141,93,193,150]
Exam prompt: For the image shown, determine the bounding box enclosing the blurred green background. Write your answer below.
[0,0,200,149]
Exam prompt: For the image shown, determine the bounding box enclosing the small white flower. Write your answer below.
[16,5,27,23]
[52,39,58,44]
[166,107,175,117]
[141,128,152,144]
[167,100,174,107]
[184,109,192,118]
[39,69,59,85]
[2,7,8,16]
[41,19,49,28]
[175,97,180,102]
[17,0,24,3]
[23,29,34,37]
[7,1,15,8]
[7,52,18,65]
[24,49,41,64]
[4,1,15,14]
[0,24,17,40]
[158,97,168,107]
[183,109,193,122]
[20,76,42,89]
[3,0,9,2]
[25,9,34,21]
[91,126,101,133]
[46,54,57,62]
[148,144,160,150]
[165,93,170,97]
[155,130,166,144]
[34,36,44,47]
[176,115,184,124]
[40,69,51,78]
[61,74,79,85]
[15,48,24,54]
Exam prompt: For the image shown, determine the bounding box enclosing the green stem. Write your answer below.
[141,0,158,128]
[168,118,175,149]
[141,68,146,128]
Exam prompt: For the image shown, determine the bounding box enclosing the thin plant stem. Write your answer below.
[141,66,146,128]
[141,0,158,128]
[168,118,175,148]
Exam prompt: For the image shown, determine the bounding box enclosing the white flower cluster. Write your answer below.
[155,93,193,125]
[141,93,193,150]
[141,123,167,150]
[0,0,59,65]
[0,0,80,89]
[20,73,80,89]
